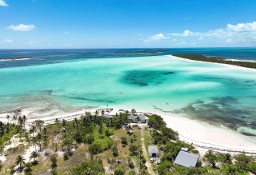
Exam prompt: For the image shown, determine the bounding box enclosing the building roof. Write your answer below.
[103,113,112,119]
[128,116,139,120]
[138,115,146,120]
[174,151,199,168]
[148,145,159,154]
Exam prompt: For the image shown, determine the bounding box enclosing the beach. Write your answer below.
[1,105,256,155]
[0,53,256,155]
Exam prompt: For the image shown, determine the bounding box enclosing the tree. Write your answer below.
[15,155,25,172]
[30,151,39,164]
[29,125,37,151]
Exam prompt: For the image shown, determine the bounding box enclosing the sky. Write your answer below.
[0,0,256,49]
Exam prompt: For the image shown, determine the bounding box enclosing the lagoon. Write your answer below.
[0,54,256,137]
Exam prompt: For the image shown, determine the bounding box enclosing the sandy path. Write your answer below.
[141,126,155,175]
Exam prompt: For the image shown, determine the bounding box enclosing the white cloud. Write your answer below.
[0,0,8,7]
[227,22,256,32]
[2,39,13,43]
[8,24,36,32]
[145,21,256,46]
[143,33,169,42]
[170,30,197,37]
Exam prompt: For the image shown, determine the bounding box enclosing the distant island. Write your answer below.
[0,57,30,61]
[173,54,256,69]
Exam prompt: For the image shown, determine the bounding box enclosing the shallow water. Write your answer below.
[0,54,256,136]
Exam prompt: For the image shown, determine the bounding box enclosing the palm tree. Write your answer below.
[6,115,10,124]
[62,119,66,128]
[74,118,78,127]
[37,133,43,151]
[15,155,25,172]
[30,125,37,150]
[43,127,48,149]
[0,121,4,137]
[22,115,26,129]
[35,120,44,132]
[30,151,39,164]
[12,115,17,125]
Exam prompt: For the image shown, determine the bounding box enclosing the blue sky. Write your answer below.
[0,0,256,48]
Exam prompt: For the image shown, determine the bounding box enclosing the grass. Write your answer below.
[31,145,90,175]
[0,145,26,175]
[1,122,152,175]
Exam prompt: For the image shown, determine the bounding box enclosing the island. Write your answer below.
[0,57,30,61]
[173,54,256,69]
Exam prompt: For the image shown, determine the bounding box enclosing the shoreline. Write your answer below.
[167,55,256,72]
[1,106,256,155]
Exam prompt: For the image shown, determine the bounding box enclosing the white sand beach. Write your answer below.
[1,106,256,155]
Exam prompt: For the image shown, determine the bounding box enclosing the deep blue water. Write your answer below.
[0,48,256,68]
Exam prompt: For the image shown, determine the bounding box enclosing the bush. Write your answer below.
[158,160,172,175]
[24,163,32,172]
[64,152,69,160]
[142,157,146,164]
[128,170,136,175]
[71,160,104,175]
[121,137,128,146]
[89,137,114,155]
[114,167,125,175]
[128,158,134,169]
[51,169,58,175]
[50,154,58,169]
[129,145,138,156]
[112,144,118,157]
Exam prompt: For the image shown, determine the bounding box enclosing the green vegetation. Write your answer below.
[71,160,105,175]
[173,54,256,69]
[1,111,256,175]
[147,113,256,175]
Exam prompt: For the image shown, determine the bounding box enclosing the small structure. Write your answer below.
[102,113,113,119]
[128,116,137,123]
[148,145,159,158]
[174,150,199,168]
[128,115,148,123]
[181,147,189,152]
[138,114,148,123]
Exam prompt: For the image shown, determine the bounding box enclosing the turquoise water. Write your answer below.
[0,54,256,136]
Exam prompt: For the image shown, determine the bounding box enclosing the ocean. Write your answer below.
[0,48,256,137]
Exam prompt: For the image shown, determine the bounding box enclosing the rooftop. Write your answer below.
[174,151,199,168]
[148,145,159,154]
